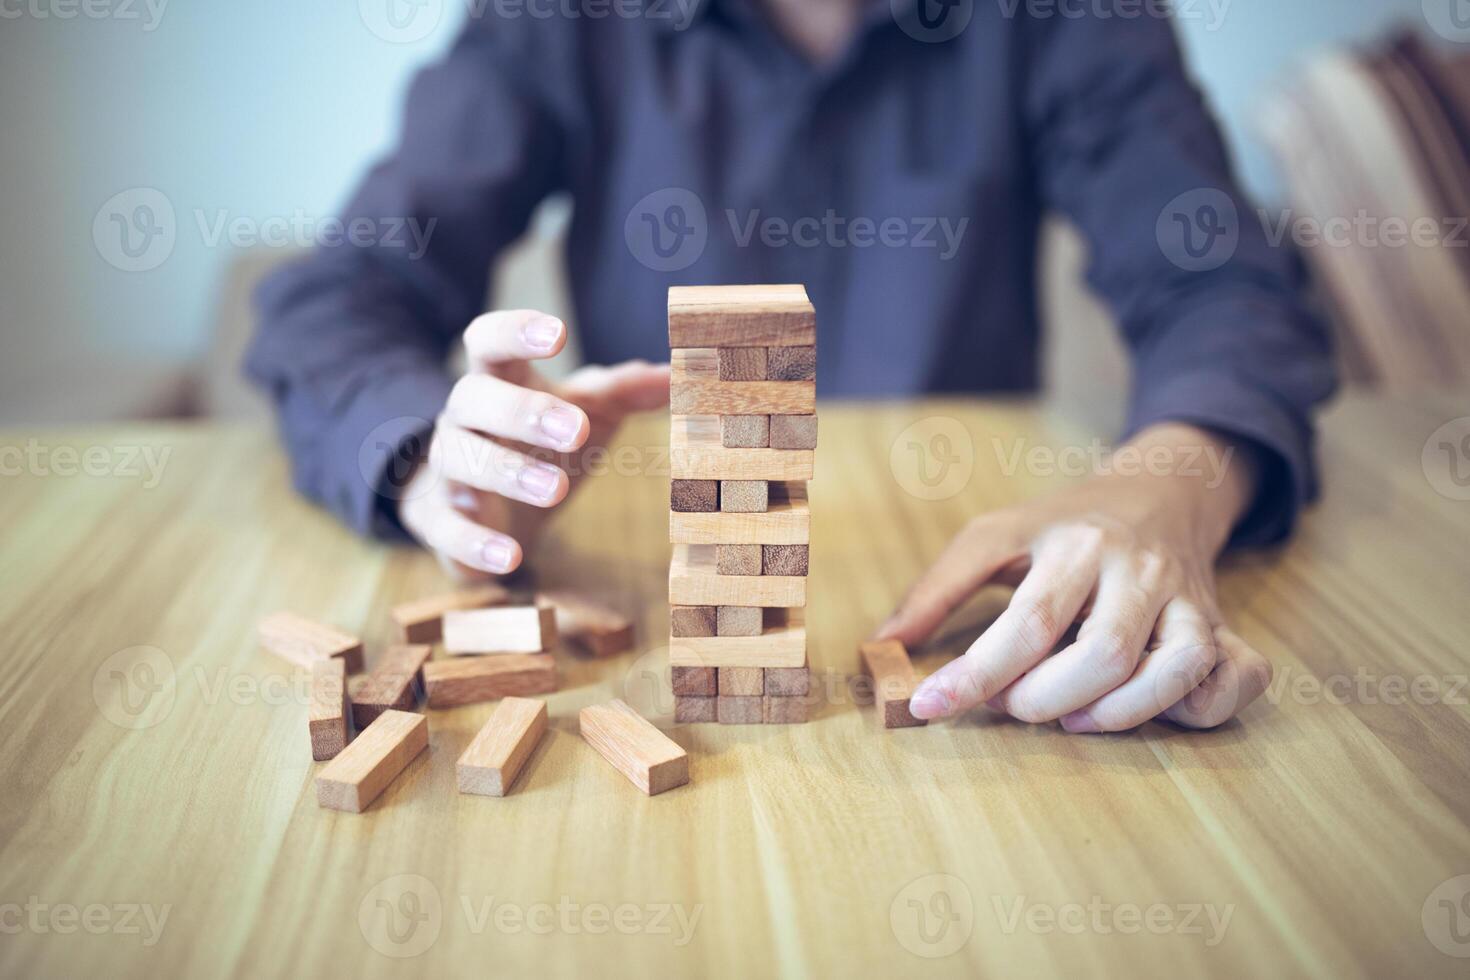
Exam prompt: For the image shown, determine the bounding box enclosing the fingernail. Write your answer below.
[516,462,562,502]
[521,316,562,352]
[1060,710,1100,734]
[538,406,583,448]
[479,537,516,573]
[909,681,950,719]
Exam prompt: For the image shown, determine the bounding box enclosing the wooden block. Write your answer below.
[671,350,815,415]
[390,584,511,643]
[579,699,689,795]
[763,544,809,577]
[718,666,764,697]
[258,611,363,673]
[670,608,807,668]
[717,606,763,637]
[351,644,432,730]
[715,544,762,576]
[674,696,716,723]
[423,654,558,708]
[671,665,718,696]
[671,417,814,481]
[670,605,718,638]
[766,345,816,381]
[670,545,806,608]
[765,663,810,697]
[721,415,769,449]
[443,604,557,655]
[762,696,809,724]
[721,480,768,513]
[859,639,927,729]
[718,347,767,381]
[769,414,818,450]
[314,710,427,812]
[308,659,349,761]
[671,479,719,512]
[535,589,634,657]
[456,697,547,797]
[717,696,762,725]
[668,284,816,349]
[670,482,809,545]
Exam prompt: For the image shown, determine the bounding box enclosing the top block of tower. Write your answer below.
[668,284,816,349]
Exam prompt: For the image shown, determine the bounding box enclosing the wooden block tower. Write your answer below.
[667,285,816,724]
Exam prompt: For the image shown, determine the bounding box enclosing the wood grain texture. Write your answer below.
[671,416,814,481]
[422,653,558,708]
[536,589,635,657]
[718,667,764,697]
[770,414,819,450]
[351,643,431,730]
[670,350,815,416]
[671,665,718,696]
[674,696,716,723]
[720,414,770,449]
[3,395,1468,978]
[715,544,762,576]
[579,699,689,795]
[766,345,816,381]
[859,639,925,729]
[307,658,349,761]
[765,662,810,696]
[716,606,763,637]
[717,347,767,381]
[670,608,807,668]
[456,697,547,797]
[717,695,762,725]
[670,478,719,512]
[669,481,809,544]
[669,605,717,638]
[762,695,809,724]
[719,479,768,513]
[390,584,511,643]
[667,284,815,348]
[670,545,806,608]
[442,604,557,655]
[314,710,428,813]
[763,544,809,577]
[257,611,364,673]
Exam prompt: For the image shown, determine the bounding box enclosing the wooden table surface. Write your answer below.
[2,393,1468,979]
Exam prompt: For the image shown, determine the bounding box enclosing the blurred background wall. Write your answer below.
[0,0,1451,425]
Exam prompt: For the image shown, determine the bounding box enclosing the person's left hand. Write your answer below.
[873,423,1276,732]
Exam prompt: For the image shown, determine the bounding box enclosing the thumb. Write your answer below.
[561,361,671,416]
[873,517,1025,648]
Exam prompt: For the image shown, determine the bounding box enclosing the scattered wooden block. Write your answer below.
[717,606,763,637]
[674,696,716,723]
[718,347,767,381]
[718,667,764,697]
[667,284,816,349]
[258,611,364,673]
[762,544,809,577]
[717,696,762,725]
[715,544,762,576]
[536,589,634,657]
[769,414,818,450]
[443,604,557,655]
[670,545,806,607]
[314,709,428,812]
[765,662,810,696]
[390,584,511,643]
[762,696,809,724]
[671,479,719,512]
[669,482,809,545]
[423,654,558,708]
[351,644,432,730]
[580,699,689,795]
[670,608,807,668]
[308,659,349,761]
[671,350,815,415]
[859,639,927,729]
[766,345,816,381]
[671,417,814,481]
[721,480,768,513]
[456,697,547,797]
[721,415,770,449]
[670,605,718,638]
[671,665,717,696]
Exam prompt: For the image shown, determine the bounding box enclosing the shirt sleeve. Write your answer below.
[1021,12,1338,545]
[245,17,565,540]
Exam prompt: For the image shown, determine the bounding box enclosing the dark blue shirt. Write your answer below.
[247,0,1336,543]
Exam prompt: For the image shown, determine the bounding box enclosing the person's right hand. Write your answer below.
[397,309,669,579]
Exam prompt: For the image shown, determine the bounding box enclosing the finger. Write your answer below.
[431,423,569,508]
[1162,625,1273,729]
[1059,598,1219,733]
[561,361,672,415]
[408,492,523,575]
[994,551,1170,723]
[907,527,1102,719]
[464,310,567,366]
[445,373,590,453]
